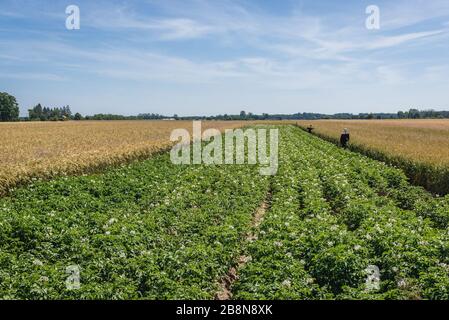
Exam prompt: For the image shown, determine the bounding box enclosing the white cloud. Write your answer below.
[379,0,449,30]
[0,11,24,18]
[77,0,449,63]
[0,72,66,81]
[375,66,407,85]
[87,11,216,40]
[422,65,449,82]
[149,18,215,40]
[365,30,445,50]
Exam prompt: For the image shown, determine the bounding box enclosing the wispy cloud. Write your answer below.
[365,30,445,50]
[0,72,66,81]
[0,11,25,18]
[84,6,217,40]
[379,0,449,29]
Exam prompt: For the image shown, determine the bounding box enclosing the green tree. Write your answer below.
[62,105,72,118]
[74,112,83,120]
[0,92,19,121]
[409,108,420,119]
[28,103,44,121]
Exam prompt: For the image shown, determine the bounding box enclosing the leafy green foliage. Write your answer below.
[234,126,449,300]
[0,92,19,122]
[0,152,268,299]
[1,125,448,300]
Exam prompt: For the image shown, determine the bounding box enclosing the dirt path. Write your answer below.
[215,190,272,300]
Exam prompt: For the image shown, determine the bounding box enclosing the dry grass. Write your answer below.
[0,120,257,195]
[297,119,449,167]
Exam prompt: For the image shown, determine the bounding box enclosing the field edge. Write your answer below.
[296,124,449,196]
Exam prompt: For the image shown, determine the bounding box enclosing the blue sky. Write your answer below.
[1,0,449,116]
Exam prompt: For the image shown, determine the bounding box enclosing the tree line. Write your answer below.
[177,109,449,121]
[28,104,79,121]
[2,92,449,122]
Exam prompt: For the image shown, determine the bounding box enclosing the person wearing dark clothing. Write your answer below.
[340,128,350,148]
[307,125,314,134]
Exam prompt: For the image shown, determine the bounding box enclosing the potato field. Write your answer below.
[1,125,448,300]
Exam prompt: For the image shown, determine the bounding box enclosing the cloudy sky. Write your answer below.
[1,0,449,116]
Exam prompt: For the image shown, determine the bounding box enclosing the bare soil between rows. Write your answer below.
[215,189,272,300]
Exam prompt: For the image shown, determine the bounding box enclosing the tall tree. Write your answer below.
[28,103,44,120]
[0,92,19,121]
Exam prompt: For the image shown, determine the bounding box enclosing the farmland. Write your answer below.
[296,120,449,167]
[0,121,253,196]
[297,120,449,195]
[1,125,448,299]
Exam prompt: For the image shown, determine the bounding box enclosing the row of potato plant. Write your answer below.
[234,126,449,299]
[0,151,269,299]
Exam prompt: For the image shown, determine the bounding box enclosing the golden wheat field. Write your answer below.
[297,119,449,167]
[0,120,256,195]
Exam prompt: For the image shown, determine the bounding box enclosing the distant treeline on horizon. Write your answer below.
[168,109,449,121]
[21,108,449,121]
[2,92,449,122]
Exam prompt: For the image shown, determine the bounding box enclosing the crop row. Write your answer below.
[0,150,269,299]
[234,126,449,299]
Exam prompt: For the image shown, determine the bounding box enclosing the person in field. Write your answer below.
[307,125,314,134]
[340,128,350,148]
